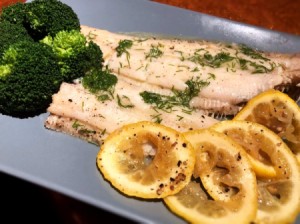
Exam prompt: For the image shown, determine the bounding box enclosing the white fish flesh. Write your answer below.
[45,26,300,144]
[45,76,218,145]
[81,25,300,115]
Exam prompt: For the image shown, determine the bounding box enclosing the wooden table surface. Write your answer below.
[1,0,300,224]
[1,0,300,35]
[153,0,300,36]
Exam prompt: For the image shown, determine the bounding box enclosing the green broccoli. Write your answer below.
[0,0,104,117]
[0,21,33,56]
[0,2,27,25]
[0,41,63,117]
[41,30,104,82]
[24,0,81,40]
[0,0,80,41]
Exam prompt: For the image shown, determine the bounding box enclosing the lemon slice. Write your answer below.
[234,89,300,162]
[212,120,300,223]
[212,120,276,178]
[96,121,195,199]
[164,129,257,224]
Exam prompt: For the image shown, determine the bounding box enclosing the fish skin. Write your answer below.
[81,25,300,115]
[45,115,106,145]
[45,76,218,145]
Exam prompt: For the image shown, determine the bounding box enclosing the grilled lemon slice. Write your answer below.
[97,121,195,199]
[234,89,300,162]
[164,129,257,224]
[212,120,300,223]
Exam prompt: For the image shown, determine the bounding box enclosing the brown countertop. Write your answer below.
[2,0,300,35]
[153,0,300,36]
[0,0,25,10]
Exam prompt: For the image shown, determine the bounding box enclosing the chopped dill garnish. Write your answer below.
[116,39,133,67]
[239,44,270,61]
[146,44,163,60]
[100,128,107,135]
[238,58,248,70]
[140,76,212,112]
[136,38,149,43]
[189,51,235,68]
[187,45,276,74]
[181,108,192,114]
[177,115,184,121]
[249,61,275,74]
[82,69,118,102]
[72,121,96,135]
[78,128,96,135]
[175,50,185,61]
[151,113,163,123]
[116,39,133,57]
[72,120,83,129]
[81,101,85,111]
[191,67,200,72]
[117,94,134,108]
[208,73,216,80]
[87,31,97,40]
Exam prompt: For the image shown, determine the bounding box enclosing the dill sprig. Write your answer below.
[189,50,235,68]
[116,39,133,67]
[140,76,213,112]
[239,45,270,61]
[186,45,275,74]
[145,43,163,61]
[117,94,134,108]
[82,68,118,102]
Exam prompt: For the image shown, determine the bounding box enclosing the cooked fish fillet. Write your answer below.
[81,25,300,115]
[46,26,300,144]
[45,76,218,145]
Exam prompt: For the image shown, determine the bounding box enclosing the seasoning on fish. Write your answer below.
[45,73,218,145]
[45,26,300,145]
[81,25,300,115]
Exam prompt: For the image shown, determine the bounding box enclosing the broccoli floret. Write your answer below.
[0,41,63,117]
[24,0,80,40]
[0,21,33,56]
[0,0,104,117]
[41,30,104,82]
[0,0,81,41]
[0,2,27,25]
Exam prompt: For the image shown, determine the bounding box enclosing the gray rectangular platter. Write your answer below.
[1,0,300,223]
